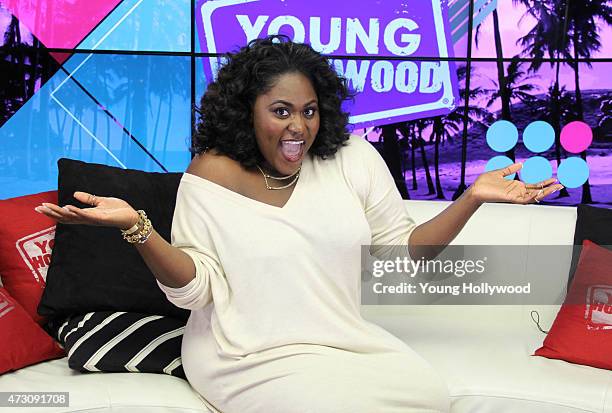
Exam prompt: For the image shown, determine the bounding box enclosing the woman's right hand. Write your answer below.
[34,191,139,230]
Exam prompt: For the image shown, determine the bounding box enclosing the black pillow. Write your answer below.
[568,204,612,289]
[37,158,189,327]
[53,311,186,378]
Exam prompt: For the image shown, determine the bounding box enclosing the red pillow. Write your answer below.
[0,191,57,324]
[534,240,612,370]
[0,287,65,374]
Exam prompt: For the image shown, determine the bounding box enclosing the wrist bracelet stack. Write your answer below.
[121,210,153,244]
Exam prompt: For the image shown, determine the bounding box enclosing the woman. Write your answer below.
[36,36,562,413]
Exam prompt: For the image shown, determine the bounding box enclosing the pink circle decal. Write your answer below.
[560,121,592,153]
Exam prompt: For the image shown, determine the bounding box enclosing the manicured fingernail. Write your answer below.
[34,206,42,213]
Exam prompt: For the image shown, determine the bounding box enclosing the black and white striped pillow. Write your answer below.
[54,311,186,378]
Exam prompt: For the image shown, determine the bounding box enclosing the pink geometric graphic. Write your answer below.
[560,121,593,154]
[2,0,122,63]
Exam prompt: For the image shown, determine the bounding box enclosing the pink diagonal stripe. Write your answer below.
[3,0,122,62]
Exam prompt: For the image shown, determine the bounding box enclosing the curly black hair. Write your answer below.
[192,35,355,167]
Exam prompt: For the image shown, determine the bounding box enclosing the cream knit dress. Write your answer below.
[157,135,450,413]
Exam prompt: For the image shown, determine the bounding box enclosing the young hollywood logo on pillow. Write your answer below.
[0,190,58,325]
[16,227,56,284]
[534,240,612,370]
[585,285,612,330]
[0,291,16,318]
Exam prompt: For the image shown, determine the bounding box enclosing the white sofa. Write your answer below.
[1,200,610,413]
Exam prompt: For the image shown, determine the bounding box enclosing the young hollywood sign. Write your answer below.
[196,0,460,128]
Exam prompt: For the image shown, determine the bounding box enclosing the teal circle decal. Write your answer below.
[485,155,516,180]
[523,121,555,153]
[486,120,518,153]
[557,157,589,188]
[519,156,552,184]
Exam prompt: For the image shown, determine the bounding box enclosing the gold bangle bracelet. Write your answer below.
[121,219,140,235]
[121,210,153,244]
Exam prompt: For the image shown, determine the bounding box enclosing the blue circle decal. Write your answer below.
[486,120,518,153]
[485,155,516,180]
[519,156,552,184]
[523,121,555,153]
[557,157,589,188]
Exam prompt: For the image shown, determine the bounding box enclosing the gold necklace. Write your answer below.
[256,164,300,180]
[256,165,301,190]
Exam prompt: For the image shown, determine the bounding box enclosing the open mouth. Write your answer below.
[279,140,305,163]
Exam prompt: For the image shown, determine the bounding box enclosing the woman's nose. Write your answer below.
[288,115,305,134]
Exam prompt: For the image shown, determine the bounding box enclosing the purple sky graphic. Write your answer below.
[453,1,612,113]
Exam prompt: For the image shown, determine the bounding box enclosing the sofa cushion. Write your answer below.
[0,287,65,374]
[53,311,186,378]
[362,305,612,413]
[534,240,612,370]
[37,158,189,327]
[0,357,211,413]
[568,204,612,287]
[0,190,57,325]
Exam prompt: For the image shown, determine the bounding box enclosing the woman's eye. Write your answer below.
[274,108,290,117]
[304,108,317,118]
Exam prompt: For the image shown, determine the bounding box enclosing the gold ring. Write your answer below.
[534,189,543,203]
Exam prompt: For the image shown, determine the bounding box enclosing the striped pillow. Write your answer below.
[53,311,186,378]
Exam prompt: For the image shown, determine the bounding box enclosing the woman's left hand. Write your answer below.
[469,162,564,204]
